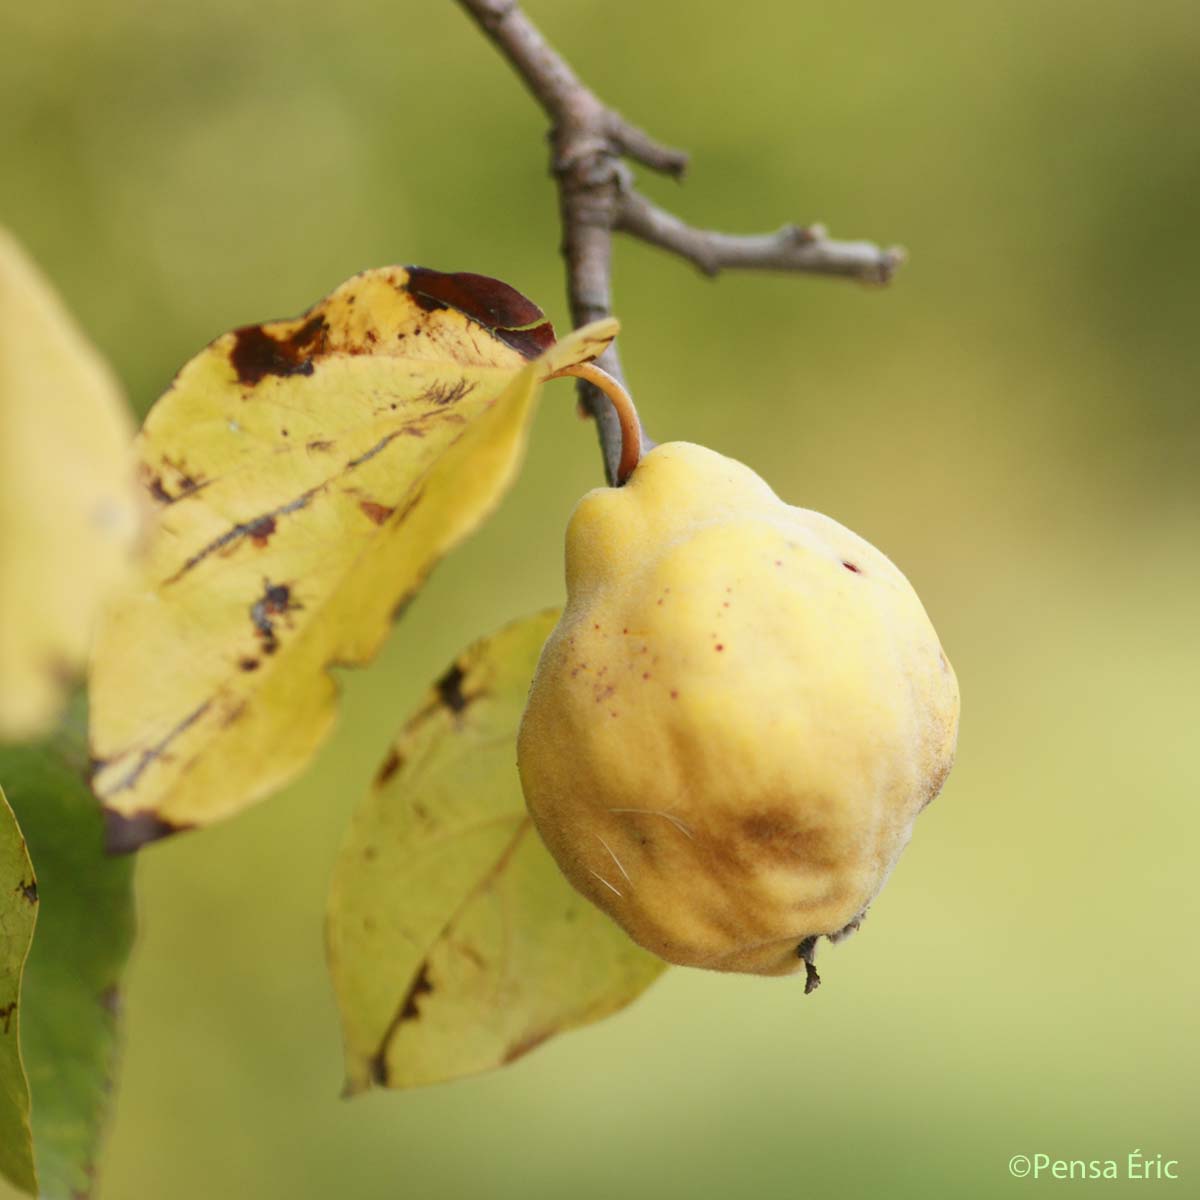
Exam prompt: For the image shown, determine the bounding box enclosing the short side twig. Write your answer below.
[456,0,904,483]
[616,192,905,284]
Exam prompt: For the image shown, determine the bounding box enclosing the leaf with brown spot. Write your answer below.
[87,266,617,846]
[327,612,666,1094]
[0,227,141,742]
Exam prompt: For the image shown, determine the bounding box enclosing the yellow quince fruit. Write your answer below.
[518,442,959,981]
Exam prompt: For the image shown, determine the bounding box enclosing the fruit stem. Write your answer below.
[549,362,643,485]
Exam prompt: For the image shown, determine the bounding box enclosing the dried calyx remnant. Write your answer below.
[456,0,905,484]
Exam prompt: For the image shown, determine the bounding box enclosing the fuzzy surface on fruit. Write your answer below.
[518,441,959,977]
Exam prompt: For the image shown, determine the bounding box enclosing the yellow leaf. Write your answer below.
[87,267,616,849]
[0,228,139,742]
[328,611,666,1093]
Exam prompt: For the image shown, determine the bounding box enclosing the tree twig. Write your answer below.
[456,0,903,484]
[615,191,905,284]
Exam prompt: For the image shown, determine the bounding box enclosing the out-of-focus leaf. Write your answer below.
[88,266,616,851]
[328,612,666,1094]
[0,733,137,1198]
[0,227,140,743]
[0,785,37,1195]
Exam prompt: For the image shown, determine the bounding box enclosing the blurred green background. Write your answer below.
[3,0,1198,1196]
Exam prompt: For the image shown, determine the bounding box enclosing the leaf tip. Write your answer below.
[401,266,555,359]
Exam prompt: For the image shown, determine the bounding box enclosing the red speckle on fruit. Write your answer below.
[715,644,725,652]
[670,690,679,699]
[642,672,651,680]
[843,561,861,573]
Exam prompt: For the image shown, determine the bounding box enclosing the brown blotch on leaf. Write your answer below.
[399,962,434,1022]
[251,580,303,655]
[247,515,277,547]
[436,662,473,714]
[375,747,403,787]
[142,460,206,505]
[104,808,191,855]
[16,879,37,904]
[403,266,555,359]
[0,1002,15,1035]
[368,1056,389,1087]
[359,500,394,526]
[420,379,475,407]
[230,314,329,386]
[502,1028,553,1065]
[146,474,173,504]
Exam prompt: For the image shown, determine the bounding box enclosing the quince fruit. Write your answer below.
[517,442,959,981]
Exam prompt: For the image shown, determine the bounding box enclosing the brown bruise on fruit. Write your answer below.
[737,808,843,872]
